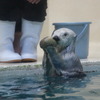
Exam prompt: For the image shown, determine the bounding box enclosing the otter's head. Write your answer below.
[52,28,76,52]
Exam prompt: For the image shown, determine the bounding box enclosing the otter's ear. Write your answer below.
[67,35,77,53]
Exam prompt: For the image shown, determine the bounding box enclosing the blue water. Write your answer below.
[0,67,100,100]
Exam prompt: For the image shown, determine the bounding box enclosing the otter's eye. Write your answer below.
[64,33,68,36]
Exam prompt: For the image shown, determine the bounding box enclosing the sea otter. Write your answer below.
[40,28,86,78]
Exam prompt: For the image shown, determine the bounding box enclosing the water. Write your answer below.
[0,66,100,100]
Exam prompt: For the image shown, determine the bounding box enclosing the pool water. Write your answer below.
[0,66,100,100]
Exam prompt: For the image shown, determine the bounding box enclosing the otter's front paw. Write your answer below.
[40,37,57,49]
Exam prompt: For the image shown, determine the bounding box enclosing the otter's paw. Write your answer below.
[40,37,57,49]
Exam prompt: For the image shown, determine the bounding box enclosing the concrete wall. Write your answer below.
[38,0,100,60]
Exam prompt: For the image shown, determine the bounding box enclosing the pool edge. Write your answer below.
[0,59,100,71]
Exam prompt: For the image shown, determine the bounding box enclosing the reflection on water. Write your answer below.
[0,67,100,100]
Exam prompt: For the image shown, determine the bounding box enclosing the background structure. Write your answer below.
[37,0,100,60]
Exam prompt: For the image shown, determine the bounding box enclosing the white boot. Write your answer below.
[20,19,43,62]
[0,20,21,63]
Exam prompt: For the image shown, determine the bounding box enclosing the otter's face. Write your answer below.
[52,28,76,51]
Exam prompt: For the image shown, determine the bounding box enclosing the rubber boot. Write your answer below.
[0,20,21,63]
[20,19,43,62]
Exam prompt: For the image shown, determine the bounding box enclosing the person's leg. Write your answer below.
[0,0,21,63]
[21,0,47,22]
[0,20,21,63]
[20,0,47,62]
[20,19,43,62]
[0,0,21,21]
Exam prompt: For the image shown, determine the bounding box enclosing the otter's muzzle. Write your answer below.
[53,36,60,42]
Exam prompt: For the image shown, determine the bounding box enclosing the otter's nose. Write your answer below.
[53,36,60,42]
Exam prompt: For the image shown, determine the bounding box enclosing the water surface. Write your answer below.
[0,66,100,100]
